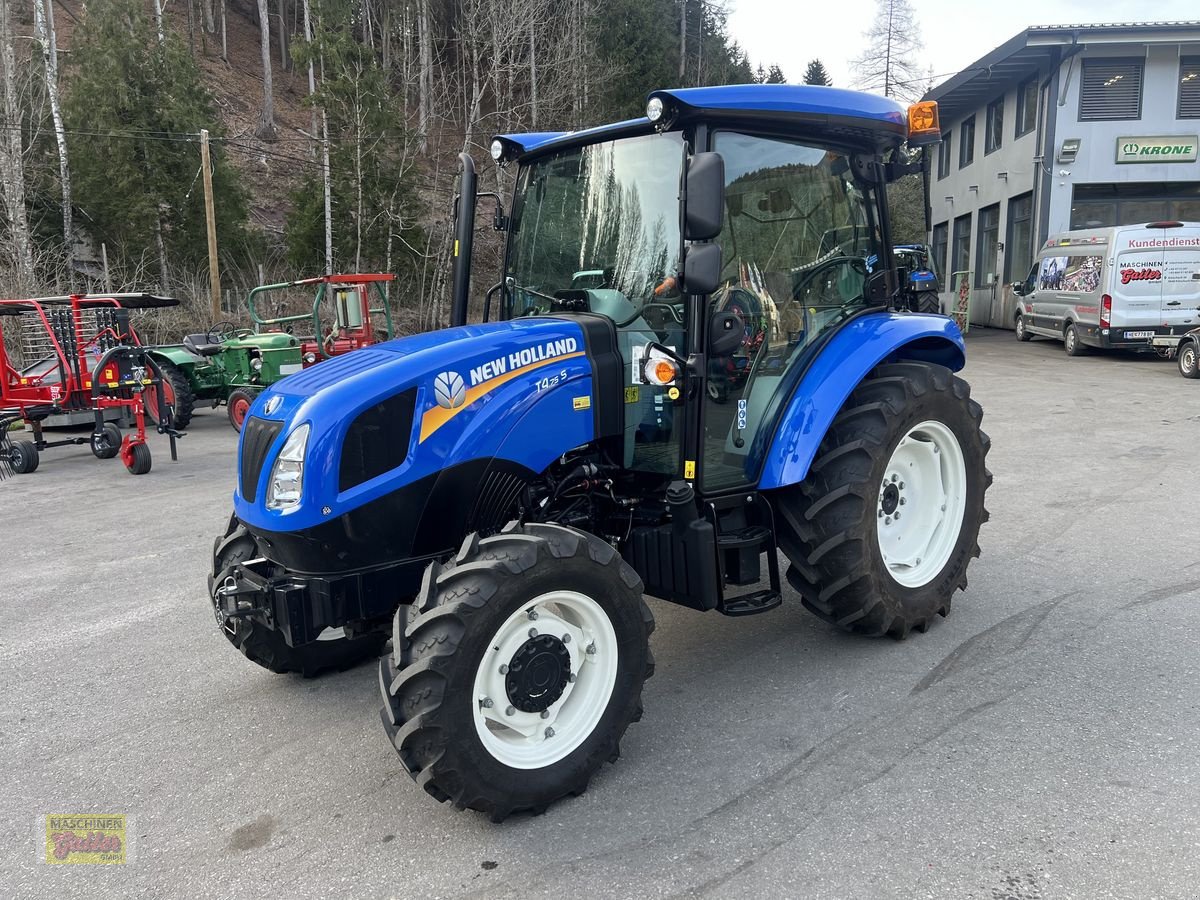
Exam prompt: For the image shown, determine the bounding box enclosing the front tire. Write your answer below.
[774,362,991,638]
[210,520,388,676]
[1015,314,1032,342]
[90,422,122,459]
[380,523,654,821]
[10,440,39,474]
[227,388,257,432]
[1179,342,1200,379]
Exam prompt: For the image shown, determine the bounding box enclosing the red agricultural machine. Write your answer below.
[0,293,183,477]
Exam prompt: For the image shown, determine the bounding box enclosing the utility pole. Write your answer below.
[199,129,221,318]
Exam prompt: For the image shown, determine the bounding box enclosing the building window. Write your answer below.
[1079,59,1143,121]
[1070,183,1200,229]
[1016,77,1038,137]
[951,213,971,278]
[959,116,975,168]
[975,204,1000,289]
[1181,57,1200,119]
[1005,193,1033,283]
[985,97,1004,154]
[937,132,951,179]
[932,221,949,278]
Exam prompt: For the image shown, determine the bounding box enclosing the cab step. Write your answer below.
[718,589,783,617]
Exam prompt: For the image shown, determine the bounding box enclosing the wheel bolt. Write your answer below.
[878,509,883,518]
[568,673,577,683]
[499,664,509,675]
[891,474,898,483]
[915,557,922,565]
[528,628,538,638]
[527,609,539,620]
[544,727,555,738]
[480,697,494,709]
[899,482,905,489]
[899,497,906,505]
[540,710,550,719]
[562,633,571,643]
[885,516,892,525]
[895,511,901,519]
[940,504,946,512]
[505,705,515,716]
[586,643,597,655]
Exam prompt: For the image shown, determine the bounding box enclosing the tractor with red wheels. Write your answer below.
[143,274,396,431]
[0,293,182,476]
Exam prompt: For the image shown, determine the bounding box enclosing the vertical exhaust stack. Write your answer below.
[450,153,478,328]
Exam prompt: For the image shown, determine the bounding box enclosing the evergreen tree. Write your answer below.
[63,0,248,280]
[803,59,832,86]
[764,64,786,84]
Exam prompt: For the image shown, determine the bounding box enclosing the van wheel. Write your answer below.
[1064,324,1086,356]
[1179,343,1200,379]
[1015,314,1032,342]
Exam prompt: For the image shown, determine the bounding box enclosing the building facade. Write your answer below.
[925,22,1200,328]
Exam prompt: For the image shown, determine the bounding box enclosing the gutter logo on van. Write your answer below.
[1116,136,1198,164]
[1120,267,1163,285]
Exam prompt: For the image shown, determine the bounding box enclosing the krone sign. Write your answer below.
[1115,136,1198,164]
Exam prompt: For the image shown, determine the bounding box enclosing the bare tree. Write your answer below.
[849,0,924,102]
[255,0,277,139]
[0,0,34,287]
[33,0,74,281]
[416,0,434,152]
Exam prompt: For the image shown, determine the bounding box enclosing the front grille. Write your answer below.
[240,416,284,503]
[339,389,417,491]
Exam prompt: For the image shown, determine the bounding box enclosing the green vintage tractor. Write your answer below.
[145,274,395,430]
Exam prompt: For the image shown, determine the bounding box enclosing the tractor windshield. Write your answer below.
[502,132,685,322]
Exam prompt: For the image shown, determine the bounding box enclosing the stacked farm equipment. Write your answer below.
[0,294,183,476]
[144,274,395,431]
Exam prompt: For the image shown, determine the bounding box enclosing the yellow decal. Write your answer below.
[419,351,586,443]
[453,239,460,257]
[667,387,680,400]
[45,814,127,865]
[573,396,591,410]
[624,386,640,403]
[684,460,696,480]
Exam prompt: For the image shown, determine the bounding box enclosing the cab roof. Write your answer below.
[494,84,908,162]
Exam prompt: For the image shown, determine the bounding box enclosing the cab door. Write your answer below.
[1157,226,1200,334]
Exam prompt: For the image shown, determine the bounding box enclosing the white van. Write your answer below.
[1011,222,1200,355]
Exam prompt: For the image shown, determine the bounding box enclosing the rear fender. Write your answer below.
[756,312,965,490]
[146,347,199,369]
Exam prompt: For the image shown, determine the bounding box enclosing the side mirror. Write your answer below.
[1011,282,1026,296]
[684,152,725,241]
[681,243,722,296]
[708,310,743,357]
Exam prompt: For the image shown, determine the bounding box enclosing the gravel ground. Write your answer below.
[3,327,1199,899]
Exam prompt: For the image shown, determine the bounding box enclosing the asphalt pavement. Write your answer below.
[4,327,1200,899]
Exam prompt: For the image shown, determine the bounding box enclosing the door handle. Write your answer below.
[1167,301,1182,306]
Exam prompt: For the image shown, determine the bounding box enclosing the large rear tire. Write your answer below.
[380,523,654,821]
[774,362,991,638]
[149,359,196,428]
[210,521,388,676]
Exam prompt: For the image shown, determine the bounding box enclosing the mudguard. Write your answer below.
[232,318,600,536]
[756,312,965,490]
[145,346,201,368]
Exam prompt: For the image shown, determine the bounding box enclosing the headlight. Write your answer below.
[303,351,317,364]
[266,424,309,511]
[490,139,504,161]
[250,357,263,371]
[646,97,664,122]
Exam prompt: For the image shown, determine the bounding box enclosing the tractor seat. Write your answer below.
[182,334,224,357]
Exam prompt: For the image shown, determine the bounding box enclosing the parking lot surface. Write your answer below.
[4,328,1200,899]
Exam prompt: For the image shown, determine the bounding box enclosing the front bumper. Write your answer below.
[208,530,427,647]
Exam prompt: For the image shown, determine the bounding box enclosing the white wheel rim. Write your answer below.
[1016,317,1024,337]
[1184,348,1195,373]
[470,590,618,769]
[876,420,968,589]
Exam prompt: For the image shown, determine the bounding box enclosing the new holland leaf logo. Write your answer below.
[433,371,466,409]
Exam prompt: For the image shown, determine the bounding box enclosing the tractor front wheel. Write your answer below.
[211,521,388,676]
[10,440,39,474]
[227,388,257,432]
[90,423,123,459]
[774,362,991,638]
[380,523,655,821]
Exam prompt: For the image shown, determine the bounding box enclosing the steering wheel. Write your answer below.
[206,320,246,345]
[640,302,684,327]
[794,257,868,307]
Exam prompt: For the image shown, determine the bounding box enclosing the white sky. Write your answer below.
[727,0,1200,92]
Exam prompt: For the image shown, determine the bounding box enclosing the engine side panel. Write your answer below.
[756,313,966,490]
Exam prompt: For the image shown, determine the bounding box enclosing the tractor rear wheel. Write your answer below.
[380,523,654,821]
[90,423,122,459]
[211,521,388,676]
[149,359,196,428]
[10,440,39,474]
[774,362,991,638]
[915,292,941,314]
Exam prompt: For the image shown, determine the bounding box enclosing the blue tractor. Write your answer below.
[209,86,990,820]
